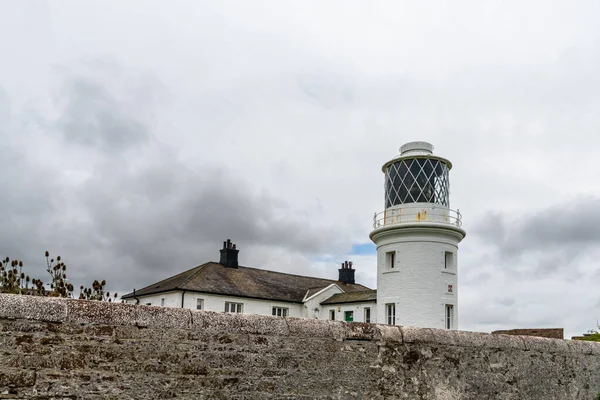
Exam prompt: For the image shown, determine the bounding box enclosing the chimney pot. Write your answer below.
[338,260,355,284]
[220,239,239,268]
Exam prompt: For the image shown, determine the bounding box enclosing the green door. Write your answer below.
[344,311,354,322]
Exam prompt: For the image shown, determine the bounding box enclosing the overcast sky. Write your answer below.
[1,1,599,338]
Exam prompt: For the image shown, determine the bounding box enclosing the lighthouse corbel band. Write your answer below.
[370,141,466,330]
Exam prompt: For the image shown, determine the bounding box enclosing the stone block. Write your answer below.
[475,332,527,351]
[521,336,570,353]
[0,294,67,323]
[0,367,36,387]
[378,325,403,343]
[191,310,289,336]
[429,327,461,347]
[452,329,494,349]
[400,325,435,344]
[567,339,600,355]
[287,317,331,338]
[67,300,192,329]
[344,322,381,341]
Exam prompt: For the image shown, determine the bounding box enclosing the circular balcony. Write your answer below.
[373,205,462,229]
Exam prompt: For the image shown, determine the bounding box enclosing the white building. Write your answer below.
[122,241,376,323]
[370,141,466,329]
[123,141,465,329]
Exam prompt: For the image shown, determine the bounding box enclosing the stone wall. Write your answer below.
[492,328,564,339]
[0,294,599,399]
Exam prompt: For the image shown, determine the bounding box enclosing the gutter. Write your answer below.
[133,288,140,305]
[181,290,186,308]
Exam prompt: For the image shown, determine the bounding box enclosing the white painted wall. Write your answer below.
[372,225,464,329]
[124,292,183,308]
[301,284,343,319]
[322,301,377,323]
[124,291,304,317]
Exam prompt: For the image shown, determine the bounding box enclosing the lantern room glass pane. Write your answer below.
[385,158,449,207]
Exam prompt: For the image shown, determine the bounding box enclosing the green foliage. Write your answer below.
[596,392,600,400]
[0,251,116,301]
[578,332,600,342]
[573,321,600,342]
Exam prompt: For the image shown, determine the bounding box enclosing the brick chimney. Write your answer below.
[338,261,355,284]
[219,239,239,268]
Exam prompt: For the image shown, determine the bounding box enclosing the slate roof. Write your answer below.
[303,286,329,300]
[121,262,371,303]
[320,290,377,305]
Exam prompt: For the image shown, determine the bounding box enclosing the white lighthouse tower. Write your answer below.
[370,141,466,329]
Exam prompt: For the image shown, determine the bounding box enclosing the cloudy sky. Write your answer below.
[1,1,599,338]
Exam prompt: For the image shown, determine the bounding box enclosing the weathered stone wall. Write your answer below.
[492,328,564,339]
[0,294,599,399]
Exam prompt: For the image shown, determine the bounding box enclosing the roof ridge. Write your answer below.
[121,262,213,298]
[334,289,376,294]
[236,265,338,281]
[178,262,212,288]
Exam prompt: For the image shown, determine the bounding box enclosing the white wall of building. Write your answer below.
[124,292,183,308]
[373,227,462,329]
[124,291,304,317]
[301,284,343,319]
[321,301,377,323]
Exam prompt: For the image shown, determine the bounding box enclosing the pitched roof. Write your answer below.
[320,290,377,305]
[122,262,371,303]
[303,286,330,300]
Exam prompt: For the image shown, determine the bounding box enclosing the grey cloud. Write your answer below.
[77,158,338,274]
[57,78,149,152]
[0,90,62,279]
[472,197,600,258]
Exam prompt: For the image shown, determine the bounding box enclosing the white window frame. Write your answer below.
[160,298,165,307]
[445,304,454,329]
[444,251,453,269]
[386,303,396,325]
[364,307,371,323]
[386,251,396,269]
[224,302,243,313]
[272,307,289,317]
[329,309,336,321]
[196,298,204,310]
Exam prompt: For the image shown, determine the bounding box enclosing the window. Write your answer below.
[344,311,354,322]
[445,252,453,269]
[196,298,204,310]
[386,251,396,269]
[329,310,335,321]
[160,298,165,307]
[445,304,454,329]
[364,307,371,323]
[386,303,396,325]
[224,302,243,313]
[272,307,289,317]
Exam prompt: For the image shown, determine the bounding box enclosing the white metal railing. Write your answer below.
[373,206,462,228]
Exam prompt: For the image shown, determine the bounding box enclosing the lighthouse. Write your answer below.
[370,142,466,329]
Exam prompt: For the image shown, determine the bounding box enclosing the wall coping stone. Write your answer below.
[1,293,598,355]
